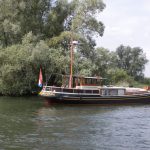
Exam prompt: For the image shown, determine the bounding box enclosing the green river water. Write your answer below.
[0,96,150,150]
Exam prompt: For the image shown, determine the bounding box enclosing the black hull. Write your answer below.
[42,93,150,105]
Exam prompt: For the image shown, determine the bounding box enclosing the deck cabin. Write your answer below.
[62,75,106,89]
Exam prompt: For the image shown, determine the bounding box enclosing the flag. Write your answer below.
[38,68,43,87]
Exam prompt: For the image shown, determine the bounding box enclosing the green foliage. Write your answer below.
[107,68,133,86]
[44,0,72,37]
[0,0,21,47]
[91,47,112,76]
[0,33,69,95]
[47,31,81,49]
[71,0,105,37]
[0,0,149,96]
[115,45,148,80]
[140,77,150,86]
[0,0,73,47]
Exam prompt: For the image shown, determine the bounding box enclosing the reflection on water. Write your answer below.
[0,97,150,150]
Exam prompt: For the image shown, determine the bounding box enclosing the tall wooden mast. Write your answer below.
[69,37,74,88]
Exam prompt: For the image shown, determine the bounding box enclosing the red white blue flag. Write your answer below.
[38,68,43,87]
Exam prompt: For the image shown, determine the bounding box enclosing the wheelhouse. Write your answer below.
[62,75,106,89]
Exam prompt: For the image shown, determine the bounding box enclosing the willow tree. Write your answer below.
[0,0,22,47]
[48,0,106,74]
[70,0,105,61]
[0,32,68,96]
[71,0,105,36]
[0,0,106,95]
[0,0,73,47]
[116,45,148,80]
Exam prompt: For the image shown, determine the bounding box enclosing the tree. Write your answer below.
[107,68,133,86]
[0,33,69,95]
[18,0,51,37]
[0,0,75,47]
[0,0,21,47]
[115,45,148,80]
[0,0,107,96]
[47,0,106,59]
[71,0,105,37]
[44,0,72,38]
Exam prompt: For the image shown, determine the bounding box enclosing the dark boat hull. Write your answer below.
[42,93,150,104]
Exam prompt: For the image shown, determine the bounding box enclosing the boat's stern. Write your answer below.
[39,86,56,98]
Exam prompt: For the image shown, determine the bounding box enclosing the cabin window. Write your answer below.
[101,89,107,95]
[101,89,121,96]
[80,78,84,85]
[83,78,101,85]
[84,78,92,85]
[75,78,80,86]
[118,89,125,95]
[97,79,101,85]
[109,89,118,96]
[93,90,99,94]
[92,79,97,85]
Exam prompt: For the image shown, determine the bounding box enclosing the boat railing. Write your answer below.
[43,86,99,94]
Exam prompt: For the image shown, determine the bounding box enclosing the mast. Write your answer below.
[69,36,74,88]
